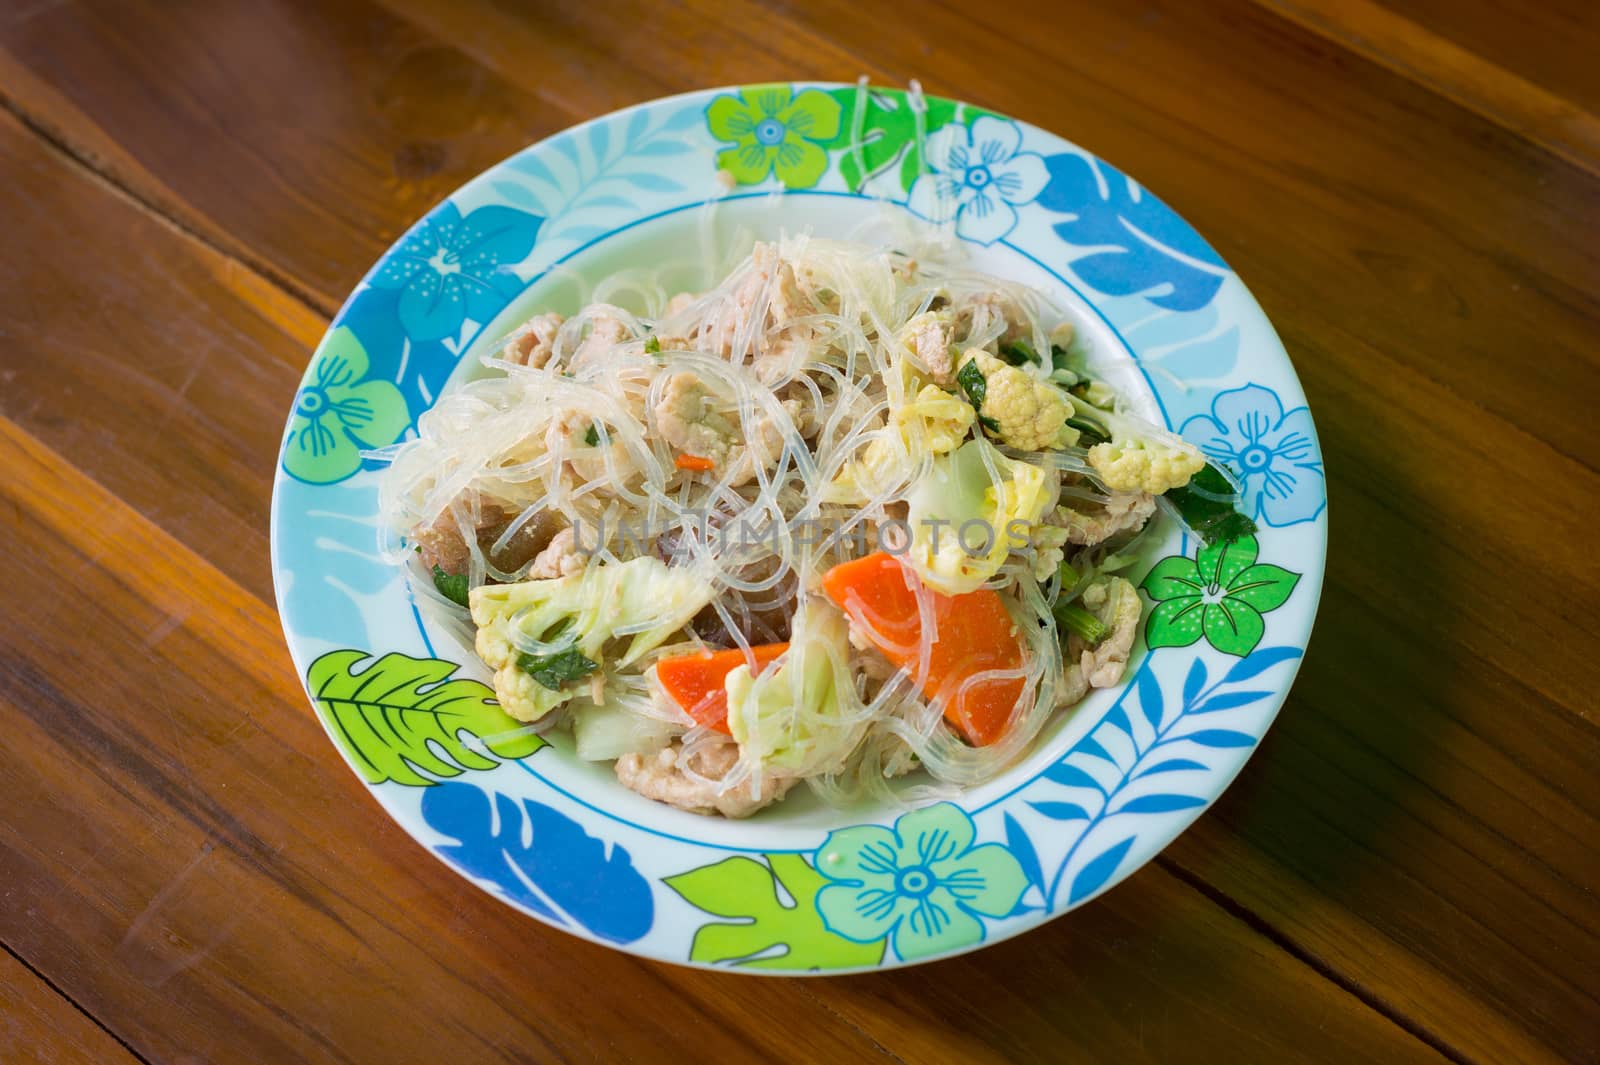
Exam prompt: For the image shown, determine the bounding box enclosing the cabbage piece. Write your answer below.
[725,602,863,775]
[469,556,714,721]
[904,438,1053,595]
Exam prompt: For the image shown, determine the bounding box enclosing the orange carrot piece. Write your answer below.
[675,453,717,471]
[655,642,790,734]
[822,552,1025,746]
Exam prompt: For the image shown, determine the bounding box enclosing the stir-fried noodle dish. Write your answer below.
[379,229,1254,818]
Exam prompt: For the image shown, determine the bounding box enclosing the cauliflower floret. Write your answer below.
[897,310,958,386]
[1070,577,1141,688]
[1086,437,1205,494]
[960,349,1076,452]
[905,438,1054,595]
[1051,491,1157,546]
[615,740,795,818]
[502,312,564,369]
[469,557,714,721]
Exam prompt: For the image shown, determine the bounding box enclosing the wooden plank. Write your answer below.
[0,0,575,311]
[1252,0,1600,174]
[0,414,1454,1065]
[1365,0,1600,116]
[0,950,142,1065]
[0,417,908,1064]
[0,105,304,604]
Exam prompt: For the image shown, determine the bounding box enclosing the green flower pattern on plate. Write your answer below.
[1140,533,1299,657]
[283,326,409,484]
[815,803,1029,961]
[706,85,843,189]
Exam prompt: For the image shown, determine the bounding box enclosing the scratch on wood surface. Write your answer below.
[114,838,242,988]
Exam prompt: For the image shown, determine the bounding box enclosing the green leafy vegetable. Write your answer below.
[516,646,600,692]
[665,854,886,970]
[1053,601,1110,645]
[307,650,545,787]
[997,339,1040,366]
[643,335,662,355]
[956,358,987,408]
[1165,462,1259,545]
[431,565,470,607]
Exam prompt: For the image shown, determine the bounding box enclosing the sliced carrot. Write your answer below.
[822,552,1025,746]
[655,642,790,734]
[675,453,717,471]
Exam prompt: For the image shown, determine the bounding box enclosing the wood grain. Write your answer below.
[0,0,1595,1062]
[1253,0,1600,173]
[0,949,140,1065]
[0,416,1454,1065]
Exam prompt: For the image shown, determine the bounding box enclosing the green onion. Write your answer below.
[1066,415,1109,446]
[1056,561,1080,597]
[643,335,662,355]
[1053,602,1110,645]
[584,423,600,446]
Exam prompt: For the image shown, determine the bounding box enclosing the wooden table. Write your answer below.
[1,2,1595,1062]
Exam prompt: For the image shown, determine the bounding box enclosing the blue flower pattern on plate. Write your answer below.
[1181,384,1326,527]
[1037,153,1229,311]
[367,202,542,343]
[907,117,1048,245]
[814,803,1028,961]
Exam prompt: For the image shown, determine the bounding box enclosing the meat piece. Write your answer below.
[957,290,1030,347]
[897,310,958,386]
[664,291,699,317]
[614,740,794,818]
[655,373,737,465]
[1050,491,1157,546]
[726,398,803,484]
[693,242,815,360]
[1069,577,1141,688]
[413,497,562,576]
[528,527,586,579]
[571,306,631,365]
[502,312,564,369]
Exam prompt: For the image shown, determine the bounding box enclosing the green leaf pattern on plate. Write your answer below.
[666,853,886,970]
[821,87,996,193]
[307,649,545,786]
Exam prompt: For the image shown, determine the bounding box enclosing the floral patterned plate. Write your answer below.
[271,83,1327,971]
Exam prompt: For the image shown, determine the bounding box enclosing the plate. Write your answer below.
[270,83,1327,972]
